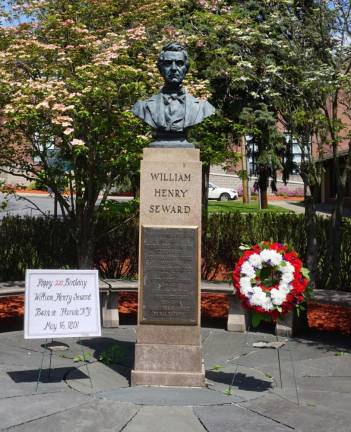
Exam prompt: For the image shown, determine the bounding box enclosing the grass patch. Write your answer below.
[208,200,291,214]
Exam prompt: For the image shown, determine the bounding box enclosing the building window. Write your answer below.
[245,133,304,176]
[245,135,259,176]
[283,133,304,175]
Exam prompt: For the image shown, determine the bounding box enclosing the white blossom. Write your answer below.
[260,249,283,266]
[278,282,291,294]
[248,253,263,269]
[270,288,286,306]
[71,139,85,146]
[250,291,273,311]
[241,261,256,278]
[279,261,295,274]
[282,272,294,284]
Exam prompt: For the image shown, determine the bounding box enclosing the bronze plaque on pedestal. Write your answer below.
[140,226,198,325]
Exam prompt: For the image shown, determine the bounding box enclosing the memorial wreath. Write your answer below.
[233,242,311,326]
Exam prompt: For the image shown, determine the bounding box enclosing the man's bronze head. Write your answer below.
[157,43,189,88]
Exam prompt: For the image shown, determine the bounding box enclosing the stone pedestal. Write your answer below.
[131,148,205,387]
[227,296,247,332]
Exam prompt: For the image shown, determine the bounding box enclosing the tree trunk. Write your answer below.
[241,136,249,204]
[258,165,269,209]
[328,168,346,290]
[259,187,268,209]
[304,184,318,291]
[76,219,96,269]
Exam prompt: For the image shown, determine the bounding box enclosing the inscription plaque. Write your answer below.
[141,226,198,325]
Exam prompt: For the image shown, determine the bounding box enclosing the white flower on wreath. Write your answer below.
[281,272,294,284]
[248,253,263,269]
[241,261,256,278]
[280,261,295,274]
[240,276,253,296]
[270,288,287,306]
[278,282,291,294]
[260,249,282,266]
[251,291,273,311]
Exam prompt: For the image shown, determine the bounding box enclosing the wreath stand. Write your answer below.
[227,306,301,406]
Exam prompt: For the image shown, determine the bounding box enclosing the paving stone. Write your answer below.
[194,404,291,432]
[206,365,273,401]
[123,406,206,432]
[0,367,75,397]
[202,331,276,368]
[0,391,90,430]
[66,361,129,394]
[77,334,135,369]
[298,353,351,377]
[5,399,137,432]
[99,386,241,406]
[0,326,350,431]
[260,354,351,393]
[242,393,351,432]
[272,388,351,415]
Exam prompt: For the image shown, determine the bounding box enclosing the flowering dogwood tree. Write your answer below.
[0,0,161,267]
[0,0,239,268]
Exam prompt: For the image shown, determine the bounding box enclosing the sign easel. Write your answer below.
[24,269,101,391]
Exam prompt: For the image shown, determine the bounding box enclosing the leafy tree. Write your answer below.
[168,1,290,208]
[189,114,239,227]
[266,1,330,290]
[248,0,351,289]
[0,0,156,268]
[271,0,351,288]
[180,0,351,289]
[0,0,238,268]
[316,0,351,288]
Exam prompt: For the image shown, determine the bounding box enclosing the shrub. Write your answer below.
[0,216,77,281]
[0,212,350,291]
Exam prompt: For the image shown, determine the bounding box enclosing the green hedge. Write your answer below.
[0,216,77,280]
[0,213,350,291]
[204,213,351,291]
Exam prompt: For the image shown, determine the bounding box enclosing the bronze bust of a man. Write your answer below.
[132,43,215,148]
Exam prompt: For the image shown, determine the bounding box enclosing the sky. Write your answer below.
[0,1,30,26]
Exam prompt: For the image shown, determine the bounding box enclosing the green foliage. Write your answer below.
[0,0,157,268]
[1,212,351,291]
[210,364,224,372]
[208,201,291,214]
[334,352,346,357]
[73,352,92,363]
[251,311,272,328]
[94,208,139,279]
[189,114,239,169]
[99,199,139,218]
[98,344,125,365]
[0,216,77,281]
[202,212,351,292]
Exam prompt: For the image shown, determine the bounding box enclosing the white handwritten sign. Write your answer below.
[24,270,101,339]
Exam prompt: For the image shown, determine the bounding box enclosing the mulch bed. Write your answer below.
[307,301,351,335]
[1,293,350,335]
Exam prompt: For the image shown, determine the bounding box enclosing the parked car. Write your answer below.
[208,182,238,201]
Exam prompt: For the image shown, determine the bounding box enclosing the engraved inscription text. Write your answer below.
[141,226,197,324]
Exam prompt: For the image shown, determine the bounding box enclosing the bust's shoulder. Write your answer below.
[186,93,215,116]
[132,94,159,112]
[132,99,147,114]
[131,99,142,115]
[202,99,215,117]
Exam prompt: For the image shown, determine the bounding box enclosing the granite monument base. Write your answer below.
[131,148,205,387]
